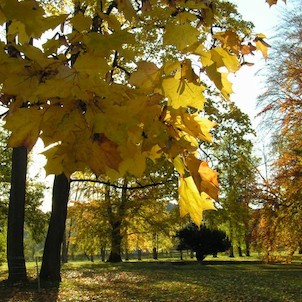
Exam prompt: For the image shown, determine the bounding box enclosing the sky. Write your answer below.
[16,1,289,210]
[229,0,286,127]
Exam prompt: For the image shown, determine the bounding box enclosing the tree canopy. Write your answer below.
[0,0,273,226]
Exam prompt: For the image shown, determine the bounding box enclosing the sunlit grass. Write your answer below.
[0,259,301,301]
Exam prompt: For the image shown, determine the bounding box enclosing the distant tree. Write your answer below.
[256,0,302,262]
[176,223,231,261]
[68,157,177,263]
[202,98,258,257]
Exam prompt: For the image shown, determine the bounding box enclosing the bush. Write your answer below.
[176,223,231,261]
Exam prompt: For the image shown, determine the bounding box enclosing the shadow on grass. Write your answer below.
[1,261,301,301]
[59,260,302,302]
[0,279,60,302]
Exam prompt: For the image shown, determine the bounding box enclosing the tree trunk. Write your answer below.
[245,239,251,256]
[238,243,243,257]
[100,246,106,262]
[152,247,158,260]
[61,230,68,264]
[244,229,251,257]
[138,249,142,261]
[7,147,28,283]
[152,233,158,260]
[196,250,206,262]
[106,179,128,263]
[40,174,70,283]
[107,221,123,262]
[229,245,235,258]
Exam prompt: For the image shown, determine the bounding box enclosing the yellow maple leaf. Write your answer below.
[173,155,186,175]
[73,52,109,76]
[185,155,219,200]
[119,144,147,177]
[158,76,205,110]
[7,20,29,44]
[180,59,199,83]
[254,34,271,60]
[181,111,216,142]
[129,62,161,91]
[42,143,86,177]
[266,0,286,7]
[164,23,200,50]
[211,48,240,73]
[4,108,42,150]
[179,176,216,226]
[70,14,92,32]
[198,161,219,200]
[205,64,233,100]
[117,0,137,21]
[213,31,241,54]
[41,103,85,146]
[88,134,122,176]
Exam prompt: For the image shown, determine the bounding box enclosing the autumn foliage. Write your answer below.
[256,0,302,262]
[0,0,273,226]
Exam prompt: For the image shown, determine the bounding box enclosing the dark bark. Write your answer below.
[7,147,28,283]
[229,245,235,258]
[107,221,123,262]
[40,174,70,283]
[137,249,142,261]
[238,243,243,257]
[196,250,206,262]
[152,247,158,260]
[244,229,252,257]
[107,179,128,263]
[61,230,68,264]
[152,233,158,260]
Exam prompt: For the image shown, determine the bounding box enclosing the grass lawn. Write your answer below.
[0,259,301,302]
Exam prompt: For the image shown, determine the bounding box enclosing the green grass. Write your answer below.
[0,259,301,301]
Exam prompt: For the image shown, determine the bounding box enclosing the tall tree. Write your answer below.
[0,125,48,270]
[203,99,257,257]
[40,174,70,282]
[69,157,177,262]
[3,19,31,282]
[256,0,302,262]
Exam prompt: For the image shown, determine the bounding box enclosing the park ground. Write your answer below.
[0,256,301,302]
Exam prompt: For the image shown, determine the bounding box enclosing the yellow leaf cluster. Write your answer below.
[174,153,218,225]
[179,176,216,226]
[0,0,275,226]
